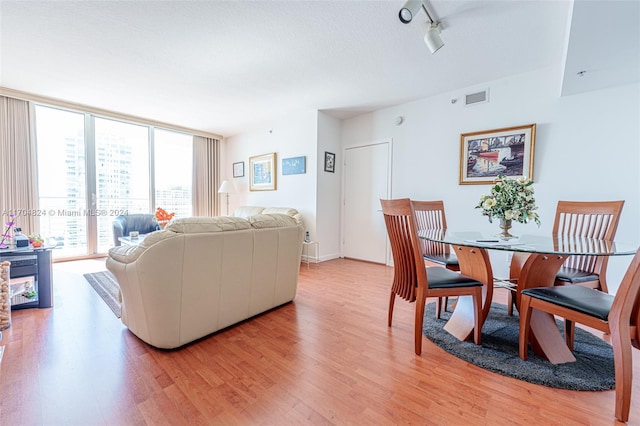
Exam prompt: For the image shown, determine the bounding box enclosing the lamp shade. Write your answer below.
[218,180,236,194]
[424,24,444,54]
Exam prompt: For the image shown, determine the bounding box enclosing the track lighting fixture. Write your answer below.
[398,0,444,54]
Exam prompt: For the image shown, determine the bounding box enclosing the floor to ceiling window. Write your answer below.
[34,104,194,259]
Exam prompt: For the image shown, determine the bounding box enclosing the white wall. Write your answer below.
[317,112,342,260]
[341,66,640,293]
[223,109,319,239]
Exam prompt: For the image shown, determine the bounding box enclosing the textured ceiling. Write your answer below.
[0,1,637,137]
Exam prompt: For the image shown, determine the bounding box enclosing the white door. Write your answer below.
[343,141,391,264]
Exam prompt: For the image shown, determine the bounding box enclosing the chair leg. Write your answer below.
[388,292,396,327]
[610,321,633,422]
[436,297,443,319]
[507,291,514,316]
[472,289,482,345]
[519,295,534,361]
[564,319,575,351]
[415,295,427,355]
[443,297,449,312]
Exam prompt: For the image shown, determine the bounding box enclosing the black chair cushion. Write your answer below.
[521,285,613,321]
[555,267,599,284]
[424,253,459,267]
[426,266,482,289]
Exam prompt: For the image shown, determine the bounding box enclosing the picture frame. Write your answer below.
[233,161,244,178]
[324,151,336,173]
[282,156,306,175]
[459,123,536,185]
[249,152,277,191]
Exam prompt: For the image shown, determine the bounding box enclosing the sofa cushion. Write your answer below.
[249,214,298,229]
[165,216,252,233]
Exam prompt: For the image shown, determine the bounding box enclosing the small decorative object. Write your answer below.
[129,231,139,239]
[27,234,44,248]
[324,152,335,173]
[155,207,175,229]
[305,231,311,243]
[282,156,306,175]
[249,152,277,191]
[0,261,10,330]
[459,123,536,185]
[476,174,540,240]
[233,161,244,178]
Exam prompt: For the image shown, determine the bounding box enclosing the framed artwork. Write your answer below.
[282,156,306,175]
[324,151,336,173]
[459,123,536,185]
[249,152,277,191]
[233,161,244,178]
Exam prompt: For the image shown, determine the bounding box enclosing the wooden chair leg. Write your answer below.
[388,292,395,327]
[519,295,534,361]
[415,296,427,355]
[610,320,633,422]
[564,319,575,351]
[473,289,482,345]
[507,291,514,316]
[443,296,449,312]
[436,297,443,319]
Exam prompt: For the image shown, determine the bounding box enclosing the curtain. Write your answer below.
[192,136,220,216]
[0,96,39,235]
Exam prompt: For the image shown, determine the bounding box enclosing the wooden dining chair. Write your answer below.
[519,247,640,423]
[553,200,625,293]
[381,198,483,355]
[412,200,460,318]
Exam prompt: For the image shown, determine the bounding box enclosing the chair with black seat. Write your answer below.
[519,247,640,423]
[553,200,624,293]
[412,200,460,318]
[507,200,625,318]
[381,198,483,355]
[112,214,159,246]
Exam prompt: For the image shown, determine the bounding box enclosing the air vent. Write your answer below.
[465,89,489,106]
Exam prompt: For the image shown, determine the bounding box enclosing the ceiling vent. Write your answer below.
[464,89,489,106]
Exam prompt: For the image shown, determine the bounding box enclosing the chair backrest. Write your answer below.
[411,200,451,258]
[609,248,640,349]
[552,200,625,275]
[380,198,428,303]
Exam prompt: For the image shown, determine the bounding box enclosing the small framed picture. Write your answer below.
[324,152,335,173]
[249,153,277,191]
[233,161,244,178]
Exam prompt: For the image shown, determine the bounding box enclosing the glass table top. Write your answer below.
[418,229,637,256]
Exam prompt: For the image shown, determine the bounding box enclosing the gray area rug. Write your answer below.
[84,271,121,318]
[423,302,614,391]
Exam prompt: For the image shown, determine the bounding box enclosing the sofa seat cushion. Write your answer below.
[249,214,298,229]
[165,216,251,233]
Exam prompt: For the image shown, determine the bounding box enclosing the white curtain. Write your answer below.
[0,96,39,234]
[192,136,220,216]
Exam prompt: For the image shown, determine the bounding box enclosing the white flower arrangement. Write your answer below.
[476,174,541,225]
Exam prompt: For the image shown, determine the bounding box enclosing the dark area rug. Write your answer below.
[84,271,121,318]
[423,301,614,391]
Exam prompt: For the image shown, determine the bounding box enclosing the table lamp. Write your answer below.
[217,180,236,216]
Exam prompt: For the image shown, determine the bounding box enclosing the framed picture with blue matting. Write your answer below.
[282,156,306,175]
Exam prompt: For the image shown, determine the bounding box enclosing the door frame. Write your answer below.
[340,139,393,264]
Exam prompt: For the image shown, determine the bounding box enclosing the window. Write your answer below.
[34,105,197,258]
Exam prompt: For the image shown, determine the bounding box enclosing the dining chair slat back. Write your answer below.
[381,198,484,355]
[552,200,625,293]
[412,200,460,319]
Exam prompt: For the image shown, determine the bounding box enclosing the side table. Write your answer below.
[302,241,319,269]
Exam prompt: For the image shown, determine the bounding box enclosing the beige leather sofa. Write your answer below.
[106,213,304,349]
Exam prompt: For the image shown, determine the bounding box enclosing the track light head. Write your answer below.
[424,22,444,54]
[398,0,423,24]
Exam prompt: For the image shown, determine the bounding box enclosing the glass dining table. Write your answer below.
[418,229,637,364]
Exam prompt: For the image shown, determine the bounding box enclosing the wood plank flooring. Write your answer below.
[0,258,638,425]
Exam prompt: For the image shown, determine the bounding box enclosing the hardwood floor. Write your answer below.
[0,258,638,425]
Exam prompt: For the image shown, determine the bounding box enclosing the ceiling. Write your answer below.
[1,1,638,138]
